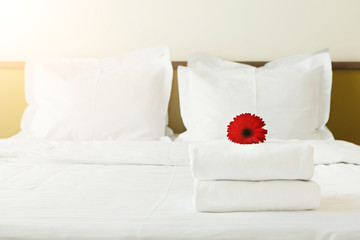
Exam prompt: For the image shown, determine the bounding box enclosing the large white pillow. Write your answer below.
[178,50,333,141]
[21,46,173,140]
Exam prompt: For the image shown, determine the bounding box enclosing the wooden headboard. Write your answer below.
[1,61,360,144]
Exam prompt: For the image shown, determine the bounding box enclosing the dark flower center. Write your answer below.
[241,128,252,138]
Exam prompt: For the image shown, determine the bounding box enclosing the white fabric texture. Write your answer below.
[21,46,173,140]
[0,133,189,166]
[190,140,314,180]
[0,138,360,239]
[264,49,333,128]
[177,49,332,141]
[2,134,360,166]
[0,162,358,240]
[310,139,360,165]
[194,180,321,212]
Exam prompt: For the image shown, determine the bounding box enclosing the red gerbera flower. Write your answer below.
[227,113,268,144]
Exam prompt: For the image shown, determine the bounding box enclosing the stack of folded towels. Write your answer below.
[190,139,321,212]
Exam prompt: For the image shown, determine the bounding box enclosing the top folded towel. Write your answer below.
[190,140,314,181]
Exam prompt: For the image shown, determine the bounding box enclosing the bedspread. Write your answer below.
[0,162,360,240]
[0,136,360,239]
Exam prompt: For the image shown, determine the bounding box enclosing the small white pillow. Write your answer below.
[21,46,173,140]
[178,50,332,141]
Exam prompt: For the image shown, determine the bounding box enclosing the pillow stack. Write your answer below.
[177,49,333,141]
[22,46,173,141]
[190,140,321,212]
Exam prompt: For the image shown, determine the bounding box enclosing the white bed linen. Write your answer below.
[22,46,173,141]
[0,134,189,166]
[190,140,314,180]
[177,50,332,141]
[0,162,359,240]
[195,180,320,212]
[0,137,360,240]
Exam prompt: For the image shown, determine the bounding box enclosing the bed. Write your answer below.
[1,47,360,240]
[0,136,360,240]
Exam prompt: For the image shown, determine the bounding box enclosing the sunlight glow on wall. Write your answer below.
[0,0,359,61]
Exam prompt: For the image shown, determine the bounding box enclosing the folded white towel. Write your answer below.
[195,180,320,212]
[190,140,314,180]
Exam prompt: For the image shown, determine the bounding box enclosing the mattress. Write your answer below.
[0,135,360,240]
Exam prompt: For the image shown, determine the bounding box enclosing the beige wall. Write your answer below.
[0,0,360,61]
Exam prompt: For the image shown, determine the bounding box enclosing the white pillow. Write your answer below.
[263,50,333,129]
[178,50,333,141]
[21,46,173,140]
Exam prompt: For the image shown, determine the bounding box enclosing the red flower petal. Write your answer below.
[227,113,268,144]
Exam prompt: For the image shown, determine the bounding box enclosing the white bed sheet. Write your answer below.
[0,133,189,166]
[0,136,360,240]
